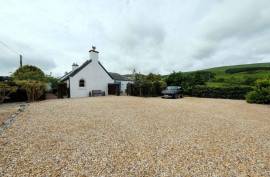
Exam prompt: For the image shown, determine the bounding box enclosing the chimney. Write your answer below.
[89,46,99,64]
[72,63,79,71]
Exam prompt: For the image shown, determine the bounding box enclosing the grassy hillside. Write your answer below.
[198,62,270,87]
[203,62,270,72]
[124,62,270,87]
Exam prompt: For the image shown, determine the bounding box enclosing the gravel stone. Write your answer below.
[0,96,269,176]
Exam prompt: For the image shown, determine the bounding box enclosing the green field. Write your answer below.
[196,63,270,87]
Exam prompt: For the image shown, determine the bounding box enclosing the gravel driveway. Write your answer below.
[0,96,269,176]
[0,103,22,126]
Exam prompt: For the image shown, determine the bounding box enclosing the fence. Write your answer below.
[126,82,166,97]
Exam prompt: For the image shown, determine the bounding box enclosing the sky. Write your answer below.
[0,0,270,76]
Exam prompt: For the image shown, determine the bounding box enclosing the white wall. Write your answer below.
[115,80,133,93]
[69,61,114,98]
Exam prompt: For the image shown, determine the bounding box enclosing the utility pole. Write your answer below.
[20,54,22,68]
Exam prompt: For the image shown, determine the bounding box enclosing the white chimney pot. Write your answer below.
[89,46,99,64]
[72,63,79,71]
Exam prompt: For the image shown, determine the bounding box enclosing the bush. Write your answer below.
[10,65,48,102]
[46,76,59,91]
[246,91,270,104]
[15,80,46,101]
[0,82,17,103]
[4,88,28,103]
[187,85,253,99]
[127,81,166,97]
[126,73,167,97]
[127,74,167,97]
[12,65,46,81]
[246,79,270,104]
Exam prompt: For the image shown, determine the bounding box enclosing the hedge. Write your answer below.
[15,80,46,102]
[225,67,270,74]
[187,85,254,99]
[246,90,270,104]
[127,81,166,97]
[0,80,46,103]
[0,83,17,103]
[246,79,270,104]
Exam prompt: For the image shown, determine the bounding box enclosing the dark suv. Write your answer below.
[161,86,183,99]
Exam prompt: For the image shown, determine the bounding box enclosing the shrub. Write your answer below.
[12,65,46,81]
[10,65,48,102]
[127,81,167,97]
[246,79,270,104]
[246,91,270,104]
[15,80,46,101]
[188,85,253,99]
[0,82,17,103]
[126,73,167,97]
[46,76,59,90]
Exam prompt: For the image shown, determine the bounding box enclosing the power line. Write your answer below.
[0,40,20,55]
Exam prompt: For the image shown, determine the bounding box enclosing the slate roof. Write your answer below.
[60,60,130,81]
[109,72,131,81]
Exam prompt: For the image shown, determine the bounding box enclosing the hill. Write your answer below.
[197,62,270,87]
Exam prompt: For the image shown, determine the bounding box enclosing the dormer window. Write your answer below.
[79,79,85,87]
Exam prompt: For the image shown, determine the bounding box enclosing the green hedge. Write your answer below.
[0,82,17,103]
[187,85,253,99]
[246,79,270,104]
[127,81,166,97]
[246,90,270,104]
[225,67,270,74]
[15,80,46,101]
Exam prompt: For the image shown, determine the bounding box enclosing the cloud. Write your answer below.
[0,0,270,76]
[0,54,56,75]
[200,0,270,41]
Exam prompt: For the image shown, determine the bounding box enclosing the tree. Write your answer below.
[165,71,216,93]
[188,71,215,85]
[128,73,166,97]
[165,72,185,86]
[12,65,46,81]
[45,75,59,90]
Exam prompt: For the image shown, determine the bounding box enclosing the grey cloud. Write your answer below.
[0,0,270,76]
[114,21,166,55]
[0,53,57,75]
[200,0,270,41]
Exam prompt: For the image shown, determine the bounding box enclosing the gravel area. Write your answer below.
[0,96,270,176]
[0,103,22,126]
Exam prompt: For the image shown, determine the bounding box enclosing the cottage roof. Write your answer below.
[60,60,129,82]
[109,72,131,81]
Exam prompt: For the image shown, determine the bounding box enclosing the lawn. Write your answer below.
[0,96,269,176]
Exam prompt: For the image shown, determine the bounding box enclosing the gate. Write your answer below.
[57,83,68,98]
[108,83,120,96]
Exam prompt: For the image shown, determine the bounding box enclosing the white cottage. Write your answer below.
[60,47,132,98]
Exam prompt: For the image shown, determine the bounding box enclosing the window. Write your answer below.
[79,79,85,87]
